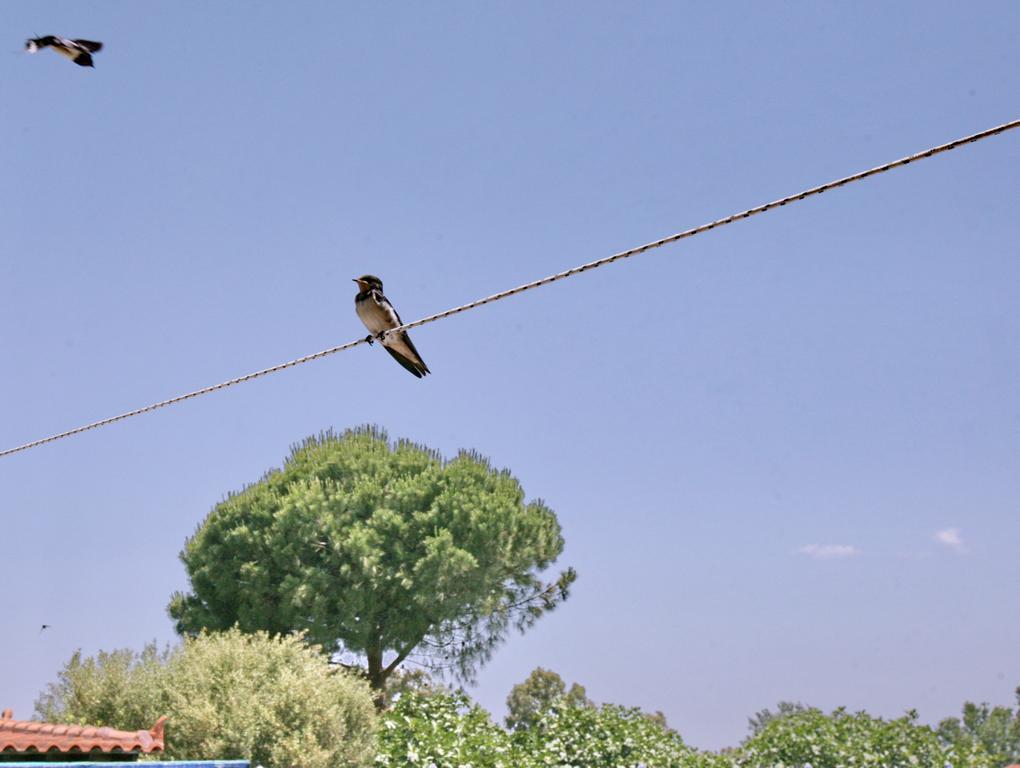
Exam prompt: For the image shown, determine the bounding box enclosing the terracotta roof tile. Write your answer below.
[0,709,165,756]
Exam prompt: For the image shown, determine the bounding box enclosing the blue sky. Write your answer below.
[1,0,1018,750]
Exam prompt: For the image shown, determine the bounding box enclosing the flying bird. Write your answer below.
[39,624,51,633]
[25,36,103,67]
[353,275,430,378]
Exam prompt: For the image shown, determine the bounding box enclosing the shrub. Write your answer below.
[161,629,376,768]
[738,706,994,768]
[36,628,376,768]
[376,690,515,768]
[513,701,733,768]
[35,644,168,729]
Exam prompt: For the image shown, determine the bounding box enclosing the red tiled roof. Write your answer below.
[0,708,165,756]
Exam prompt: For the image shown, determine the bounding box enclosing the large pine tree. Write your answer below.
[168,426,575,702]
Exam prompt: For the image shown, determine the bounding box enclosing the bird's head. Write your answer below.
[25,39,40,53]
[353,275,383,292]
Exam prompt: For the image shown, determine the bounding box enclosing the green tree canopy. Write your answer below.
[168,426,575,699]
[746,700,811,736]
[739,706,995,768]
[35,628,376,768]
[506,667,593,730]
[937,687,1020,767]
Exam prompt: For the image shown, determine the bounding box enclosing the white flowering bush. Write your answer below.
[376,690,517,768]
[738,707,995,768]
[514,702,733,768]
[377,692,731,768]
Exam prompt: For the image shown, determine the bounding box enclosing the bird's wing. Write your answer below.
[380,294,404,325]
[382,340,426,378]
[374,293,430,376]
[73,39,103,52]
[51,44,80,61]
[382,332,429,377]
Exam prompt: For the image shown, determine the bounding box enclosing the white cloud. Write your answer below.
[797,544,860,560]
[934,527,965,552]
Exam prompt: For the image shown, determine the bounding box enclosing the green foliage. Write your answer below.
[738,706,996,768]
[160,628,376,768]
[376,690,515,768]
[383,667,446,701]
[168,426,575,695]
[35,629,377,768]
[35,643,168,728]
[514,702,730,768]
[377,687,1020,768]
[378,690,727,768]
[506,667,593,730]
[747,701,810,737]
[937,687,1020,767]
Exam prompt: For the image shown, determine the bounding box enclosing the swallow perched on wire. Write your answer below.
[354,275,430,378]
[25,36,103,67]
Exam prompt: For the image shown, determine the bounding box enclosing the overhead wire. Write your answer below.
[2,117,1018,459]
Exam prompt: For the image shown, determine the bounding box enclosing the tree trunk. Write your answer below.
[366,643,387,710]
